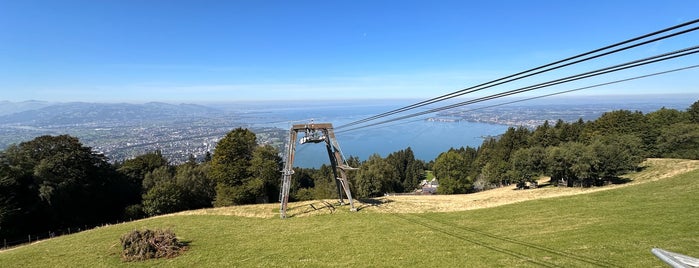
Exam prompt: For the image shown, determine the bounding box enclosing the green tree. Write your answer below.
[688,99,699,123]
[248,145,282,203]
[645,108,691,156]
[142,165,174,192]
[555,118,584,143]
[545,146,572,186]
[498,126,531,162]
[480,159,510,187]
[509,146,546,188]
[118,151,169,187]
[289,167,316,201]
[174,163,216,209]
[386,147,422,193]
[530,120,559,147]
[434,150,471,194]
[354,154,398,198]
[583,110,652,155]
[311,164,339,200]
[563,142,595,186]
[210,128,257,206]
[142,182,186,216]
[657,123,699,160]
[404,160,425,192]
[0,135,132,239]
[588,135,643,180]
[117,150,169,208]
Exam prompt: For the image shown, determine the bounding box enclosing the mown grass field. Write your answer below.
[1,159,697,267]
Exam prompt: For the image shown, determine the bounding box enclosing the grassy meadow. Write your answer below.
[1,159,697,267]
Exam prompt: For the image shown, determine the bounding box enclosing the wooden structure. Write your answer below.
[279,122,357,219]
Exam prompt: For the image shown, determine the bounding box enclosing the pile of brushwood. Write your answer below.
[120,228,187,261]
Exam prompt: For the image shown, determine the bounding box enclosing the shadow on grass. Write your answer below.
[609,177,633,185]
[356,198,394,211]
[288,200,340,218]
[511,181,553,191]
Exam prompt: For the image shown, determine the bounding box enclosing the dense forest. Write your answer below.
[1,100,698,243]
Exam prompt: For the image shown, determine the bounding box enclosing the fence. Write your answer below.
[1,226,85,251]
[1,220,135,251]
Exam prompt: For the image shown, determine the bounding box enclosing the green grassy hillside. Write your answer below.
[1,160,698,267]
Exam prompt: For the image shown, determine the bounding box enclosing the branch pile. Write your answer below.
[120,229,187,261]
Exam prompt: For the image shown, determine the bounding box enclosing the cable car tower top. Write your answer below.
[279,122,357,219]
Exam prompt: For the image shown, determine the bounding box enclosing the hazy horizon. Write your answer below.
[2,92,698,106]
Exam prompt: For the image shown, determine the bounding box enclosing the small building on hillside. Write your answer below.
[419,178,439,194]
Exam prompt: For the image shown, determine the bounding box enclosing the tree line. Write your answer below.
[1,100,698,243]
[289,99,699,197]
[433,100,699,193]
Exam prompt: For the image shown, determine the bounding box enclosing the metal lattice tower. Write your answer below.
[279,122,357,219]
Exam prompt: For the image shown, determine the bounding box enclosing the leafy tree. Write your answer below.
[509,146,546,188]
[646,107,690,127]
[475,127,530,187]
[210,128,257,206]
[453,146,479,179]
[434,150,471,194]
[142,165,175,192]
[312,164,340,200]
[657,123,699,159]
[142,182,186,216]
[645,108,690,156]
[498,126,531,162]
[583,110,652,155]
[174,162,216,209]
[436,176,467,194]
[248,145,282,203]
[354,154,398,198]
[117,150,169,206]
[118,151,169,187]
[0,135,132,239]
[555,118,584,143]
[289,167,315,201]
[588,135,643,180]
[530,120,558,147]
[688,99,699,123]
[545,146,572,186]
[480,159,510,187]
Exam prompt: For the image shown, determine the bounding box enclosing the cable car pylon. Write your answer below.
[279,122,357,219]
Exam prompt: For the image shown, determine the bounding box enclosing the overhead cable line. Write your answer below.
[337,45,699,133]
[418,64,699,123]
[337,64,699,135]
[336,18,699,130]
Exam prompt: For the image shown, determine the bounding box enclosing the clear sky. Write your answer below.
[1,0,698,102]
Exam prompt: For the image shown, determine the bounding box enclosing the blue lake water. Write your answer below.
[294,120,508,167]
[236,100,510,167]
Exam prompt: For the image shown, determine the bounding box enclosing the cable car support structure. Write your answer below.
[279,122,357,219]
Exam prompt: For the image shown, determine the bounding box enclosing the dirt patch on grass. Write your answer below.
[177,158,699,218]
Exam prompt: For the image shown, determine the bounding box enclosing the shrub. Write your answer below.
[119,229,187,261]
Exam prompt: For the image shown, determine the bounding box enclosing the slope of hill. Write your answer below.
[0,100,53,116]
[1,158,697,267]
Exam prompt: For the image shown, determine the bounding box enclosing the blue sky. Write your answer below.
[1,1,698,102]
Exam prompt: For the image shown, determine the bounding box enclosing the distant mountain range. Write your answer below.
[0,101,222,126]
[0,100,54,116]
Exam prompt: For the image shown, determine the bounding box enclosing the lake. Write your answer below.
[233,100,510,167]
